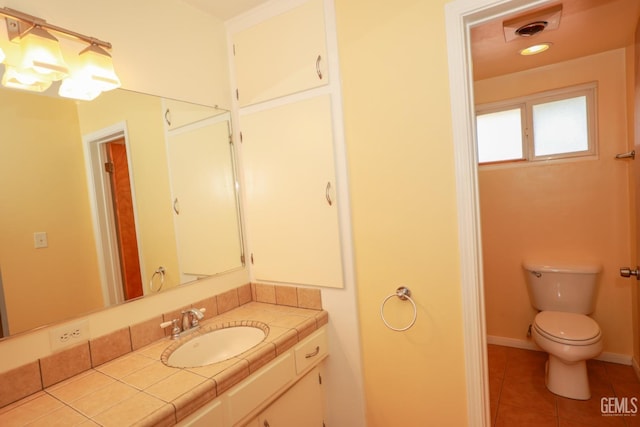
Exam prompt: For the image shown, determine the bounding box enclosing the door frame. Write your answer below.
[445,0,552,424]
[82,122,144,306]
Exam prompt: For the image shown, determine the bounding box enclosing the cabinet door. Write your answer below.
[176,398,224,426]
[167,118,243,279]
[232,0,328,107]
[241,95,343,288]
[258,367,324,427]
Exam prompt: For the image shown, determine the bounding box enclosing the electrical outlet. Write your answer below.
[34,232,48,248]
[49,319,89,352]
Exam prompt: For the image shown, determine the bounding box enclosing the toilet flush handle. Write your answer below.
[620,267,640,280]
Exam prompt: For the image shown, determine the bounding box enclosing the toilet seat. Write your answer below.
[534,311,601,346]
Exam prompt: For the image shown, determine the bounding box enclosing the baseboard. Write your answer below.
[487,335,540,352]
[487,335,632,366]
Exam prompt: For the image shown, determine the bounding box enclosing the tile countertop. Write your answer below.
[0,302,329,427]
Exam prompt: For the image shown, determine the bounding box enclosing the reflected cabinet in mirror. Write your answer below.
[0,87,244,337]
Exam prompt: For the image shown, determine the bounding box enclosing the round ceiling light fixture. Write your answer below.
[519,42,552,56]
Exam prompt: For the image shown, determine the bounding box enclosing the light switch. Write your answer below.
[34,232,48,248]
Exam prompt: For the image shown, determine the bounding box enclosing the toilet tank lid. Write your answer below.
[523,262,601,274]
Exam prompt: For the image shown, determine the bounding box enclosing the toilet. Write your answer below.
[523,262,603,400]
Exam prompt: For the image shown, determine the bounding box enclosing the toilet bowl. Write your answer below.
[523,262,603,400]
[531,311,603,400]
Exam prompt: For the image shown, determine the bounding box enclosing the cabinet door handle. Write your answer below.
[316,54,323,80]
[263,420,270,427]
[305,345,320,359]
[325,182,332,206]
[165,108,171,126]
[173,198,180,215]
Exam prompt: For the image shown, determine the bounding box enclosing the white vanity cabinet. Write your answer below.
[231,0,328,107]
[251,366,325,427]
[176,326,327,427]
[240,95,343,288]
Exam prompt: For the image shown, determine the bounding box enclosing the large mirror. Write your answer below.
[0,86,245,337]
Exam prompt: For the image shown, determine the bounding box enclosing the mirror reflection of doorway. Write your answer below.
[85,124,144,306]
[104,140,143,300]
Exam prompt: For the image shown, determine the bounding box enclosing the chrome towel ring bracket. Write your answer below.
[380,286,417,332]
[150,266,166,292]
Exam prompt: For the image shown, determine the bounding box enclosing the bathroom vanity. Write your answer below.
[0,287,329,426]
[179,327,327,426]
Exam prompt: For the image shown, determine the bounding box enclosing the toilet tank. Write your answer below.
[523,262,601,314]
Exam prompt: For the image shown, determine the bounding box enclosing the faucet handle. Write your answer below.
[190,307,206,327]
[160,319,181,339]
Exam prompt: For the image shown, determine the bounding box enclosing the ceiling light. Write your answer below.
[19,25,69,81]
[520,42,552,56]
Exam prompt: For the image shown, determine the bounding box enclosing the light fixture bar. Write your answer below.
[0,7,112,49]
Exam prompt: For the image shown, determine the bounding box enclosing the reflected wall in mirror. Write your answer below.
[0,87,244,337]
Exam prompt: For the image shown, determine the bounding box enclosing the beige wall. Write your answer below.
[0,90,104,334]
[476,49,633,357]
[335,0,468,425]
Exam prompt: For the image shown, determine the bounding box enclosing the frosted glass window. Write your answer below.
[476,108,523,163]
[475,83,596,166]
[532,96,588,157]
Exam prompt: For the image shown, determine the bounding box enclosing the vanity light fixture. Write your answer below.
[58,43,120,100]
[1,64,52,92]
[19,25,69,81]
[0,6,120,100]
[519,42,552,56]
[76,43,120,91]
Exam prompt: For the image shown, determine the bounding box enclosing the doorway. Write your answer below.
[84,123,144,306]
[446,0,639,425]
[104,139,143,300]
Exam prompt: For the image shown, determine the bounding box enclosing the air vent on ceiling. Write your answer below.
[503,4,562,42]
[515,21,548,37]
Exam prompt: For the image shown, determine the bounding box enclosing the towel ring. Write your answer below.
[380,286,417,332]
[150,266,166,292]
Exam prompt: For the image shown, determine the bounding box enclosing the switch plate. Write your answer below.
[49,320,89,352]
[34,232,48,248]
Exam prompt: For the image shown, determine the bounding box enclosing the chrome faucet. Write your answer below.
[182,307,206,331]
[160,307,206,339]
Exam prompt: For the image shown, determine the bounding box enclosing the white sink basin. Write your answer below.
[164,325,267,368]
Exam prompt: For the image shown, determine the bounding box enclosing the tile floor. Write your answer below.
[488,344,640,426]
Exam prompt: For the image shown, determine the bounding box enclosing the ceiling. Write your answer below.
[471,0,640,80]
[179,0,269,21]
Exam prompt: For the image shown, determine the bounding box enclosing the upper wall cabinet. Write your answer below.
[241,95,343,288]
[232,0,329,107]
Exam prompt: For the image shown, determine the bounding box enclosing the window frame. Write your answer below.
[475,82,598,166]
